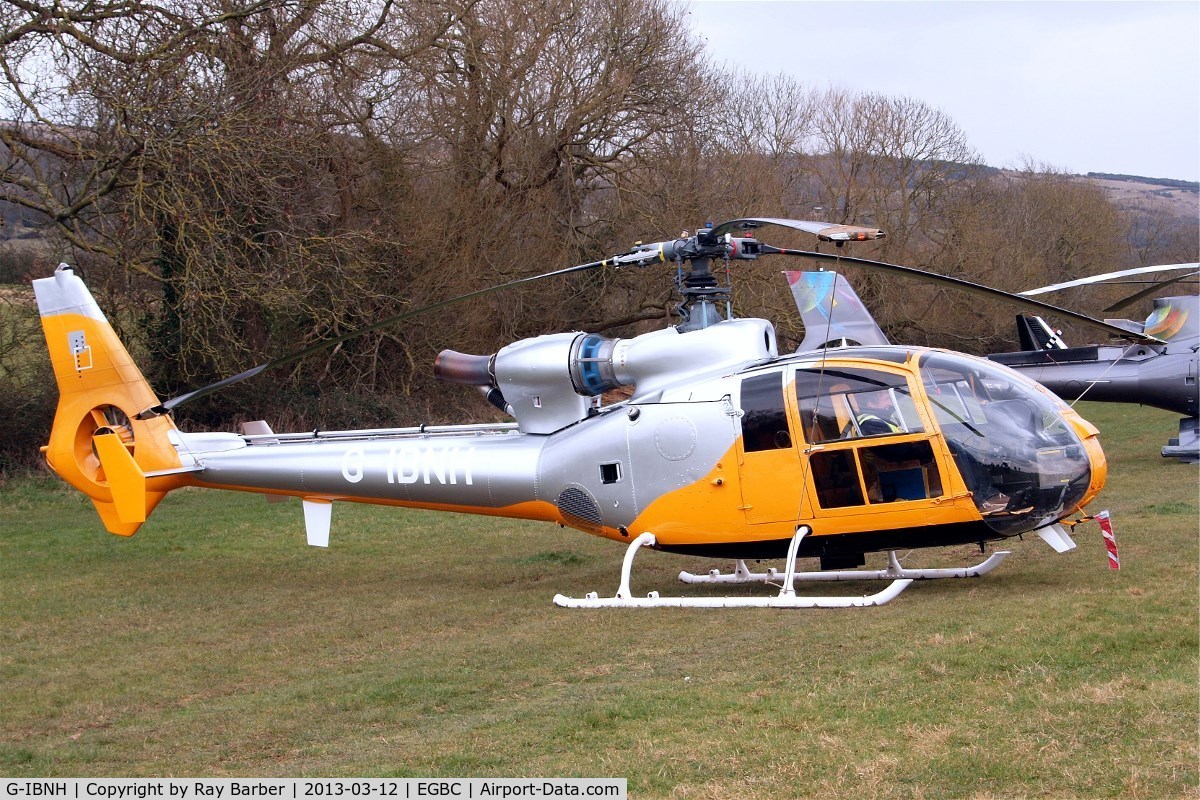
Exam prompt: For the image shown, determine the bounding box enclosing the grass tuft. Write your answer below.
[519,550,587,566]
[1142,500,1198,515]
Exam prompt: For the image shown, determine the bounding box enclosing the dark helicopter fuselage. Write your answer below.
[990,294,1200,460]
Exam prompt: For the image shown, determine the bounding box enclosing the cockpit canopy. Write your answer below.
[765,348,1093,534]
[917,351,1092,534]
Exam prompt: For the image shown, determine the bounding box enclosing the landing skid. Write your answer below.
[553,527,1004,609]
[679,549,1011,585]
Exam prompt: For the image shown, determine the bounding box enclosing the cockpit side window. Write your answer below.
[794,368,923,443]
[740,371,792,452]
[811,438,945,509]
[859,441,943,502]
[810,450,865,508]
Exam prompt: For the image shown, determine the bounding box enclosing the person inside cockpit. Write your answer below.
[847,389,902,437]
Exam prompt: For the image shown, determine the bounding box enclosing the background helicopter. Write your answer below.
[33,218,1162,608]
[986,264,1200,463]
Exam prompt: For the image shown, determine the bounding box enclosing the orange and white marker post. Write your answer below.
[1096,510,1120,570]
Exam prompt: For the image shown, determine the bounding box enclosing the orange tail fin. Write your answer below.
[33,265,189,535]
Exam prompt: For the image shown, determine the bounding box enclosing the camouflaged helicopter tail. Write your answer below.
[32,265,188,536]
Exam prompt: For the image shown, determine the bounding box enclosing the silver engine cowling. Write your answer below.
[436,318,778,434]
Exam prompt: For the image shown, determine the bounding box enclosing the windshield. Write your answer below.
[919,351,1092,535]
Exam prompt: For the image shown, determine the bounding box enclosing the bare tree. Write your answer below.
[393,0,710,345]
[1126,204,1200,268]
[916,163,1128,349]
[0,0,468,399]
[809,89,979,258]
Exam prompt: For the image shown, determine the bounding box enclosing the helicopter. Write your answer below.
[32,218,1162,608]
[985,264,1200,463]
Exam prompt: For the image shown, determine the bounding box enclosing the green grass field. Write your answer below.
[1,402,1196,798]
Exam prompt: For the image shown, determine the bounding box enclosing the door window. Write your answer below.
[794,367,922,443]
[740,371,792,451]
[810,450,865,508]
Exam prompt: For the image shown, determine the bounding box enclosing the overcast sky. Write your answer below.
[686,0,1200,182]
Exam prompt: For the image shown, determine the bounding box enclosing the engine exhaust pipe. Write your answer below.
[434,349,494,386]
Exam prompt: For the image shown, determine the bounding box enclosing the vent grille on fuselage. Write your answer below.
[557,486,602,533]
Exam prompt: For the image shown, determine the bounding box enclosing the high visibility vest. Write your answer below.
[856,413,901,435]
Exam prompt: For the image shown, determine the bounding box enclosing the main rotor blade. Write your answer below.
[762,246,1166,345]
[1103,269,1200,313]
[710,217,886,242]
[1020,263,1200,296]
[139,258,609,419]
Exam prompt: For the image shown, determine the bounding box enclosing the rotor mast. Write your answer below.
[676,252,726,331]
[675,223,734,331]
[643,223,751,333]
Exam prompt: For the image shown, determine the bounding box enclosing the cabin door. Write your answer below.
[737,370,805,524]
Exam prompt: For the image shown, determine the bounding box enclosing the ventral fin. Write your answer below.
[94,431,147,525]
[302,498,332,547]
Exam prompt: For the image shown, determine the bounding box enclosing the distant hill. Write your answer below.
[1079,172,1199,223]
[1085,172,1199,192]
